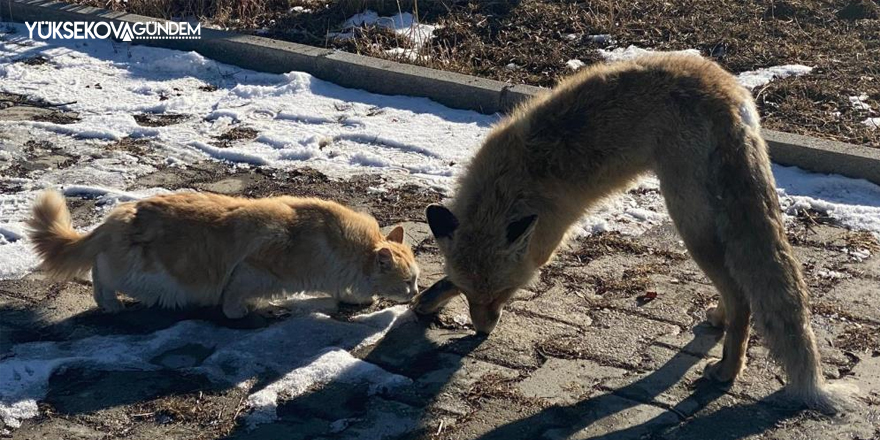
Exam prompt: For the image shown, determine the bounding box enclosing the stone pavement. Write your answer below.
[1,158,879,440]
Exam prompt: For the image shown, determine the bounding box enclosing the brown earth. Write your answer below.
[66,0,880,148]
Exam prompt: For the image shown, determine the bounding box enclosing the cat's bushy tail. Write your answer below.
[27,190,103,280]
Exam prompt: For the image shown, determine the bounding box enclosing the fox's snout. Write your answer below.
[468,301,503,334]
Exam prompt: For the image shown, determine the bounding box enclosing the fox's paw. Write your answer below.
[411,278,459,315]
[703,358,742,383]
[789,382,858,415]
[706,305,726,329]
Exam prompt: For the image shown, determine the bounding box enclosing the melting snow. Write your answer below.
[598,45,702,62]
[566,59,586,70]
[599,45,813,91]
[0,304,415,429]
[850,94,873,112]
[334,10,436,49]
[736,64,813,90]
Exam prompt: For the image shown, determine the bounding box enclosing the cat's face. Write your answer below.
[372,226,420,302]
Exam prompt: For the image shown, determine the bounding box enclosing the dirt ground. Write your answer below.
[66,0,880,148]
[2,103,880,439]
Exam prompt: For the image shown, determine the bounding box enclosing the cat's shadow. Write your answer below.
[0,296,484,436]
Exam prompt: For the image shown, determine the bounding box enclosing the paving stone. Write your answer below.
[10,418,105,440]
[417,353,520,392]
[556,308,681,370]
[517,358,628,405]
[819,277,880,322]
[336,398,421,440]
[654,328,724,371]
[540,396,680,440]
[226,418,330,440]
[462,311,583,370]
[575,254,709,329]
[197,176,249,194]
[440,398,547,440]
[507,285,595,329]
[353,321,472,377]
[601,344,745,418]
[664,391,876,440]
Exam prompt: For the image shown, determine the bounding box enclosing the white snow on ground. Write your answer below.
[0,303,414,429]
[736,64,813,90]
[599,45,813,91]
[775,165,880,237]
[850,94,872,112]
[334,10,436,49]
[0,23,489,190]
[599,45,702,62]
[332,10,437,61]
[566,59,586,70]
[848,94,879,129]
[2,23,880,433]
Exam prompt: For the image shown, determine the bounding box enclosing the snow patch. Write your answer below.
[246,349,411,427]
[850,94,872,112]
[334,10,436,49]
[0,306,414,428]
[736,65,813,90]
[775,164,880,237]
[598,45,812,91]
[863,118,880,130]
[598,45,701,62]
[566,59,586,70]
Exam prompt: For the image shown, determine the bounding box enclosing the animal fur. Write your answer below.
[28,191,419,318]
[417,54,852,413]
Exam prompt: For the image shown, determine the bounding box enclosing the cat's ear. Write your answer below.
[386,226,405,244]
[426,205,458,239]
[376,247,395,271]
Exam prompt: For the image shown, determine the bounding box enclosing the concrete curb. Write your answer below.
[3,0,880,185]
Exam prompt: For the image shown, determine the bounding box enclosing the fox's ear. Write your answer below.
[426,204,458,239]
[386,225,405,244]
[376,247,394,271]
[506,215,538,247]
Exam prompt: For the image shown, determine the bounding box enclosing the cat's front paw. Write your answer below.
[98,297,125,313]
[222,301,249,319]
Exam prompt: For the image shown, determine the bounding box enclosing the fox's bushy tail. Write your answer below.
[27,190,102,280]
[713,124,852,413]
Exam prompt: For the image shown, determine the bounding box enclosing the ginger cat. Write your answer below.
[28,190,419,317]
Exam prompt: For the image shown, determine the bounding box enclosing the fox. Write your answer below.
[413,54,852,413]
[28,190,420,318]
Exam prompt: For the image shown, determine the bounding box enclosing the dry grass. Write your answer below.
[835,325,880,355]
[64,0,880,148]
[211,126,259,148]
[463,372,545,409]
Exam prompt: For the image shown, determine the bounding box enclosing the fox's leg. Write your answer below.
[663,204,751,382]
[412,277,460,314]
[701,277,750,382]
[706,302,726,328]
[92,265,123,313]
[655,147,751,383]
